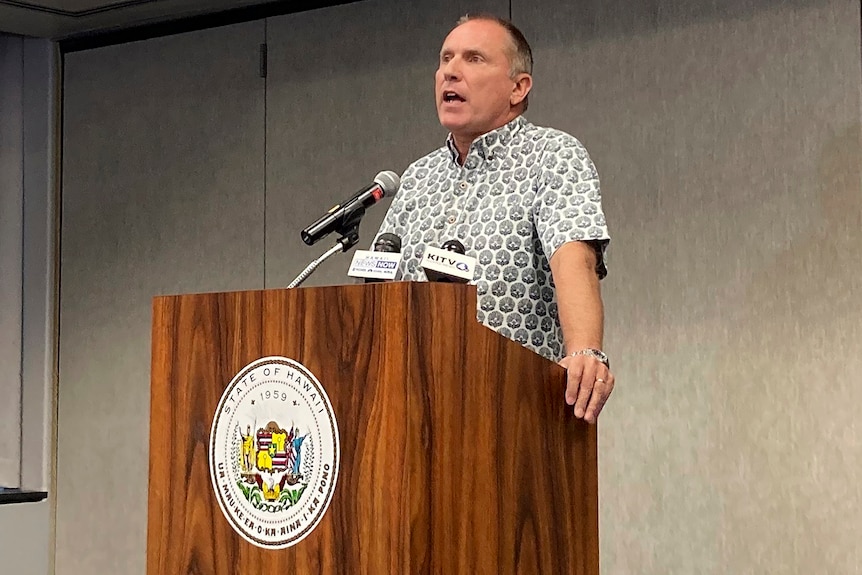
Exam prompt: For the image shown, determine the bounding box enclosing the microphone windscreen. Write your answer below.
[441,239,466,254]
[373,171,401,197]
[373,233,402,253]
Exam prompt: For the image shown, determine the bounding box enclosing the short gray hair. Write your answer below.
[455,14,533,78]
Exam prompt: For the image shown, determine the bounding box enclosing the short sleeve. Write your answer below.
[532,132,610,278]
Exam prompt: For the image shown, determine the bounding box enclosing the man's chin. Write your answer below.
[438,114,467,134]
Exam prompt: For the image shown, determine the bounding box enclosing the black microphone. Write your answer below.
[420,239,477,283]
[441,239,465,254]
[363,233,403,283]
[301,171,400,246]
[347,233,403,282]
[373,233,402,253]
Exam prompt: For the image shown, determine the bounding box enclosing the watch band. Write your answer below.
[569,348,610,369]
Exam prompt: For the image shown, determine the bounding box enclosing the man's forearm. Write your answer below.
[549,241,605,354]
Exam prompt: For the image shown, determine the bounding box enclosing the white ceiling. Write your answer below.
[0,0,283,39]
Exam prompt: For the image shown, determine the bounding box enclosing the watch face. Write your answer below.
[572,348,608,367]
[586,349,608,367]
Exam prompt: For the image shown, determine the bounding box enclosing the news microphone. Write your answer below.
[373,233,402,253]
[347,233,403,283]
[420,239,477,283]
[441,239,466,254]
[301,171,400,246]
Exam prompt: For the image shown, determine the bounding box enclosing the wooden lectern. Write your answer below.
[147,282,598,574]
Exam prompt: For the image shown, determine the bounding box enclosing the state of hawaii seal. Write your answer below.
[209,356,340,549]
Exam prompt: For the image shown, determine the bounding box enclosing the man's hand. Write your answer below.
[549,241,613,424]
[558,353,614,424]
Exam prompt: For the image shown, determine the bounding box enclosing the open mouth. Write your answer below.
[442,91,466,103]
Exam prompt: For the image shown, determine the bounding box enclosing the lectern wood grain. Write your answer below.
[148,283,598,575]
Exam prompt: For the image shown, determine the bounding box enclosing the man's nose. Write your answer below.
[442,58,461,80]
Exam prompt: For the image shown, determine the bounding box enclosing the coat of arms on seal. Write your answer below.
[209,356,340,549]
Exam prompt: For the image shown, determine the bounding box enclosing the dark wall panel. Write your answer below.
[264,0,507,288]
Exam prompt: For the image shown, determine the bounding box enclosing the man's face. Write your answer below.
[435,20,521,142]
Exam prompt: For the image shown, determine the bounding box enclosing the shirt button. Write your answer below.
[447,215,456,224]
[458,181,468,190]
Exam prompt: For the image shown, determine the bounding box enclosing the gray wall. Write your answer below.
[0,33,58,575]
[518,1,862,572]
[59,20,266,575]
[58,1,862,574]
[0,501,51,575]
[0,34,25,488]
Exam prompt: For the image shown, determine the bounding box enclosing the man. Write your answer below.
[373,14,614,423]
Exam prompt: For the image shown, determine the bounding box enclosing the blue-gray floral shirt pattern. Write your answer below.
[375,115,610,361]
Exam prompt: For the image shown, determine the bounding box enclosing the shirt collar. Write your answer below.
[445,115,528,164]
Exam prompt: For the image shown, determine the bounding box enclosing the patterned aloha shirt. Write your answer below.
[374,115,610,361]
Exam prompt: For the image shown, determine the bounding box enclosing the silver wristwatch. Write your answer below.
[569,348,610,369]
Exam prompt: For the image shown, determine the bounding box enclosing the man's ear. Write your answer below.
[511,73,533,106]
